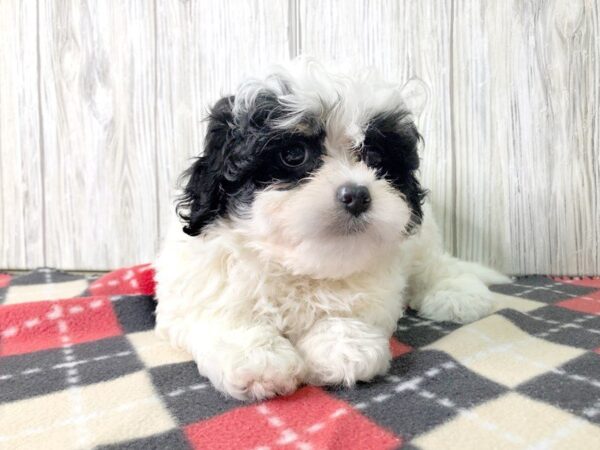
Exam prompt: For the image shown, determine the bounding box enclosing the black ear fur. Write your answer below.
[177,96,235,236]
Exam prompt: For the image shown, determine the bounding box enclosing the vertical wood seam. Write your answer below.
[36,0,47,267]
[288,0,301,57]
[153,0,161,251]
[448,0,457,255]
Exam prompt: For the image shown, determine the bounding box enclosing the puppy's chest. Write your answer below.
[251,274,405,338]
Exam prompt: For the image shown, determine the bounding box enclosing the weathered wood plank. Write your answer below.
[297,0,456,250]
[38,0,158,270]
[0,0,45,269]
[155,0,291,238]
[451,0,599,274]
[3,0,597,274]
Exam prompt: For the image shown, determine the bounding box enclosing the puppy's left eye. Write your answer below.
[280,147,309,167]
[364,149,383,167]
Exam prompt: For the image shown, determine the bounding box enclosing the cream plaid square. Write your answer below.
[426,315,585,387]
[491,292,545,313]
[0,371,176,449]
[413,392,600,449]
[5,280,89,305]
[127,330,193,368]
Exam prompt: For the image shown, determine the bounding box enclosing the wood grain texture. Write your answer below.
[0,0,45,269]
[451,0,599,274]
[297,0,456,250]
[38,0,158,270]
[1,0,598,274]
[155,0,291,239]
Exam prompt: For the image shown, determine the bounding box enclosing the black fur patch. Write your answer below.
[177,95,426,237]
[177,95,324,236]
[362,112,428,233]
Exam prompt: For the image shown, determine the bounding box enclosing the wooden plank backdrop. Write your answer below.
[0,1,44,269]
[0,0,598,275]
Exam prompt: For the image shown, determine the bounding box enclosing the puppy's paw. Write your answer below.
[297,318,391,387]
[217,337,305,401]
[415,273,494,324]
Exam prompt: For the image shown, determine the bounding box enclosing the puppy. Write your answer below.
[154,60,510,401]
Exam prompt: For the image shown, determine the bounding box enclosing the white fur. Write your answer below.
[155,61,511,401]
[155,203,509,401]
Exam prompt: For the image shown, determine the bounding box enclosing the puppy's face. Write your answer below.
[178,62,426,279]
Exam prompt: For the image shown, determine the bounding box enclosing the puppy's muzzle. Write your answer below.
[336,183,371,216]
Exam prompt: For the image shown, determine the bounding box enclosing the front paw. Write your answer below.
[414,273,494,323]
[296,318,391,387]
[212,337,305,401]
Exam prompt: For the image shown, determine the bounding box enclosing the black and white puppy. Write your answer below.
[155,60,509,401]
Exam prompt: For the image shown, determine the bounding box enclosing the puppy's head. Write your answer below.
[177,60,426,279]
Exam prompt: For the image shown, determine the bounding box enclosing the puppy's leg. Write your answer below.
[407,205,511,324]
[295,317,391,387]
[159,319,304,401]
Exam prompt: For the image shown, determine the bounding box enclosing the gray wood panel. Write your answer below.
[0,0,45,269]
[298,0,456,252]
[298,0,600,274]
[0,0,598,274]
[451,0,600,274]
[38,0,158,270]
[155,0,291,239]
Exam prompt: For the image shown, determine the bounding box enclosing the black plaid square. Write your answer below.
[491,276,598,303]
[329,350,507,441]
[112,295,157,333]
[9,268,87,286]
[0,336,143,403]
[517,353,600,424]
[395,310,461,348]
[150,361,243,425]
[399,444,422,450]
[499,306,600,350]
[97,429,191,450]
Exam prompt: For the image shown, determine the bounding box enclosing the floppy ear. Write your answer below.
[177,96,235,236]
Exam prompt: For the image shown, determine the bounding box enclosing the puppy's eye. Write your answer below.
[364,149,383,167]
[280,147,309,168]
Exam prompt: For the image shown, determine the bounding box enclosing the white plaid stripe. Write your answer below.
[526,415,591,450]
[0,299,107,339]
[253,403,312,450]
[517,310,599,335]
[165,383,208,398]
[582,400,600,419]
[0,342,169,381]
[252,402,352,450]
[89,266,152,292]
[397,315,455,334]
[55,304,91,448]
[352,362,525,445]
[511,281,600,304]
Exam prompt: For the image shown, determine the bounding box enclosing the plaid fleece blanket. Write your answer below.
[0,265,599,450]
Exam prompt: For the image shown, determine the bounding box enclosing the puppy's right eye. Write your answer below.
[363,148,383,168]
[280,147,309,168]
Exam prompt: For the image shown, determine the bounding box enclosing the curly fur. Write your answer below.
[155,58,510,401]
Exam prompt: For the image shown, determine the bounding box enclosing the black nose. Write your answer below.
[336,183,371,216]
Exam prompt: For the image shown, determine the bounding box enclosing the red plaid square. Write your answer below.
[184,386,400,450]
[89,264,155,296]
[0,296,122,356]
[556,290,600,315]
[389,337,412,358]
[0,273,11,288]
[552,276,600,289]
